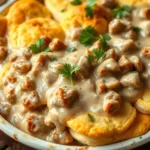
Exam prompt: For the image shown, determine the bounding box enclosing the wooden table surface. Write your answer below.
[134,143,150,150]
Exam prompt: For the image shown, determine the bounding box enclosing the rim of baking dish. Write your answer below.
[0,115,150,150]
[0,1,150,150]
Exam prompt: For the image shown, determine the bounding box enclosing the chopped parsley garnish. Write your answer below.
[88,48,105,63]
[85,0,97,17]
[112,5,132,18]
[59,64,80,85]
[103,34,112,41]
[88,55,94,62]
[29,38,50,54]
[85,6,93,17]
[63,85,67,88]
[67,46,76,53]
[61,8,66,12]
[99,34,111,50]
[71,0,82,5]
[131,71,138,73]
[71,0,96,17]
[132,27,141,32]
[79,26,96,46]
[88,114,95,122]
[79,26,111,49]
[44,47,50,52]
[50,57,57,61]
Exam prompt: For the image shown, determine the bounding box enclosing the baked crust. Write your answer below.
[7,0,52,26]
[70,112,150,146]
[61,4,110,34]
[67,102,136,137]
[44,0,73,22]
[135,88,150,114]
[8,18,65,48]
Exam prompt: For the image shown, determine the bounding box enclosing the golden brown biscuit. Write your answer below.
[45,0,71,12]
[61,4,110,34]
[8,18,65,48]
[70,113,150,146]
[7,0,52,26]
[44,0,73,22]
[44,0,115,21]
[67,102,136,138]
[115,0,148,6]
[135,88,150,114]
[0,16,7,37]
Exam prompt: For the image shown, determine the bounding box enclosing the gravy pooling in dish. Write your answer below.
[1,0,150,146]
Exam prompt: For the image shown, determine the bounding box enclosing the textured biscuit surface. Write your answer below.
[45,0,73,12]
[8,18,65,48]
[7,0,52,25]
[70,113,150,146]
[67,102,136,137]
[135,88,150,114]
[45,0,84,21]
[61,5,110,34]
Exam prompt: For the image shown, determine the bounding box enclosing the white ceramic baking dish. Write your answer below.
[0,0,16,14]
[0,1,150,149]
[0,115,150,150]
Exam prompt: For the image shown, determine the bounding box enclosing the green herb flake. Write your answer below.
[79,26,111,47]
[44,47,50,52]
[71,0,82,5]
[63,85,67,88]
[93,48,105,62]
[85,0,97,17]
[131,71,137,73]
[36,38,44,48]
[59,64,80,85]
[61,9,66,12]
[103,34,111,41]
[29,44,41,54]
[85,6,93,17]
[29,38,50,54]
[67,46,76,53]
[133,27,141,32]
[88,49,105,63]
[88,114,95,122]
[50,57,57,62]
[123,5,132,12]
[79,26,96,46]
[112,5,132,19]
[88,54,94,62]
[99,34,111,50]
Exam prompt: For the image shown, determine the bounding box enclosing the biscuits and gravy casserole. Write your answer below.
[1,0,150,146]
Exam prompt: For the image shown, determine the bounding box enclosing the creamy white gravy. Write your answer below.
[1,5,150,145]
